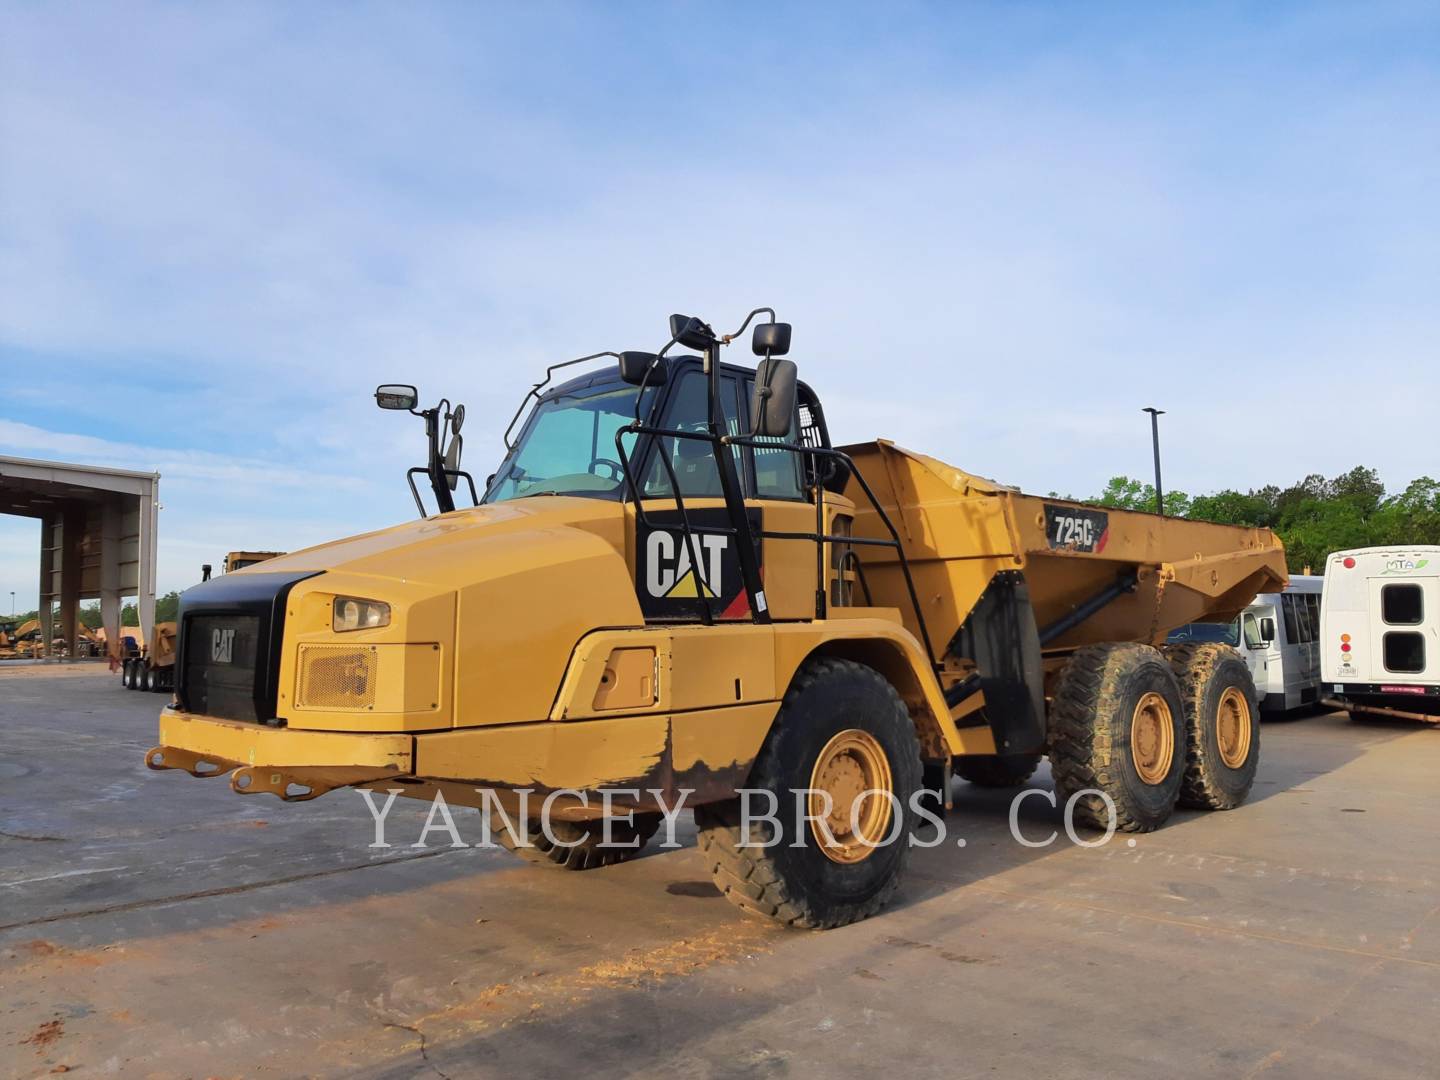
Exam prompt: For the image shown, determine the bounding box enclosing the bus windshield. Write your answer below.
[1166,620,1240,647]
[485,381,656,502]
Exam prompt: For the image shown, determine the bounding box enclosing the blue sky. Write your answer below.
[2,2,1438,609]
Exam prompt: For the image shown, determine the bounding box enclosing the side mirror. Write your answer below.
[619,351,667,386]
[444,432,463,490]
[752,322,792,357]
[669,314,715,351]
[751,357,798,438]
[450,403,465,434]
[1259,617,1276,644]
[376,384,418,410]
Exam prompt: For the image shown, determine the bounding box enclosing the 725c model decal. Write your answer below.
[1044,504,1110,554]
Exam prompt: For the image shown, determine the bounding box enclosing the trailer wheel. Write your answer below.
[1050,643,1186,833]
[139,664,151,691]
[693,657,923,930]
[954,752,1041,788]
[495,813,661,871]
[1164,643,1260,810]
[122,659,136,689]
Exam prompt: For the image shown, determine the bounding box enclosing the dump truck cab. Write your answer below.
[150,307,1286,929]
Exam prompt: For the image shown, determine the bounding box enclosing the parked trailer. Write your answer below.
[123,552,285,692]
[1322,546,1440,723]
[122,622,176,692]
[147,308,1287,928]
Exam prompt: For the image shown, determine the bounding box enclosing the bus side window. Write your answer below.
[1306,594,1322,638]
[1281,594,1300,643]
[1296,595,1313,643]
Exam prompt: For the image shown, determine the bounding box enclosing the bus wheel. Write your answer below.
[1050,643,1186,832]
[694,657,922,930]
[1165,643,1260,810]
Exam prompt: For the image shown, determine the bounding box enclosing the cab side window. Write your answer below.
[745,377,804,500]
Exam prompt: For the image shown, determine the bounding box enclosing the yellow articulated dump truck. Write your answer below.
[148,309,1285,928]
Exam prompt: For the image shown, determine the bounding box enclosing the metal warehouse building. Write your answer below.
[0,455,159,658]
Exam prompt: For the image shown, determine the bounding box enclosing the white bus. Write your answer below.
[1167,575,1324,714]
[1321,546,1440,723]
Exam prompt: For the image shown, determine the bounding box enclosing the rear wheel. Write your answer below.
[495,813,661,871]
[139,664,151,691]
[954,752,1041,788]
[1165,643,1260,809]
[694,657,923,929]
[1050,643,1186,832]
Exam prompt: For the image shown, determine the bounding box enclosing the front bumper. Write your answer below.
[147,699,779,811]
[147,708,412,801]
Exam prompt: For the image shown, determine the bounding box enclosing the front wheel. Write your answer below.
[695,656,923,930]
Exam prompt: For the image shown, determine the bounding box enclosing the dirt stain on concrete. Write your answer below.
[21,1017,65,1052]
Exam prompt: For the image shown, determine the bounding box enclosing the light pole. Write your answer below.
[1142,407,1165,515]
[9,592,13,615]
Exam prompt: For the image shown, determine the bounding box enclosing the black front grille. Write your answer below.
[185,614,262,721]
[174,568,322,722]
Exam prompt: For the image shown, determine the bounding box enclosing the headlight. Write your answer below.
[332,596,391,632]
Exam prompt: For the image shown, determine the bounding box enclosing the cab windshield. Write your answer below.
[485,380,655,502]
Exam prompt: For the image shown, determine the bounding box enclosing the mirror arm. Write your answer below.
[719,307,776,344]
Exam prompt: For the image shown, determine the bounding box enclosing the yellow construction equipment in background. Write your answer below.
[148,308,1285,928]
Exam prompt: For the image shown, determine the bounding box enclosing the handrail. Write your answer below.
[616,422,940,666]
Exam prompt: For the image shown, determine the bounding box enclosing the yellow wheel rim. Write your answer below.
[1217,686,1252,769]
[808,729,894,864]
[1130,691,1175,785]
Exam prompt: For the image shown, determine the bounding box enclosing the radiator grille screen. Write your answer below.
[297,645,377,709]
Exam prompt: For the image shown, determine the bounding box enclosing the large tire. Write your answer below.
[954,752,1041,788]
[1050,643,1186,833]
[495,812,661,871]
[694,657,923,930]
[139,664,152,692]
[1164,643,1260,810]
[123,659,137,689]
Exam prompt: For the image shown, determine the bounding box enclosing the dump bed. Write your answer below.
[841,441,1287,660]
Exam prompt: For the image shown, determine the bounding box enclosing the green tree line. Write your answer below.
[1083,467,1440,572]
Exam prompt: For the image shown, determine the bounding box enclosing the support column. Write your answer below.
[136,487,157,644]
[60,507,82,661]
[38,513,57,660]
[100,500,122,660]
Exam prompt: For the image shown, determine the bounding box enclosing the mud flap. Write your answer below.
[951,571,1047,755]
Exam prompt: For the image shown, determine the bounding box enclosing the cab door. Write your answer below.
[629,367,757,622]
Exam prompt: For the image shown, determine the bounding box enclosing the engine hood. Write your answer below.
[247,497,629,589]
